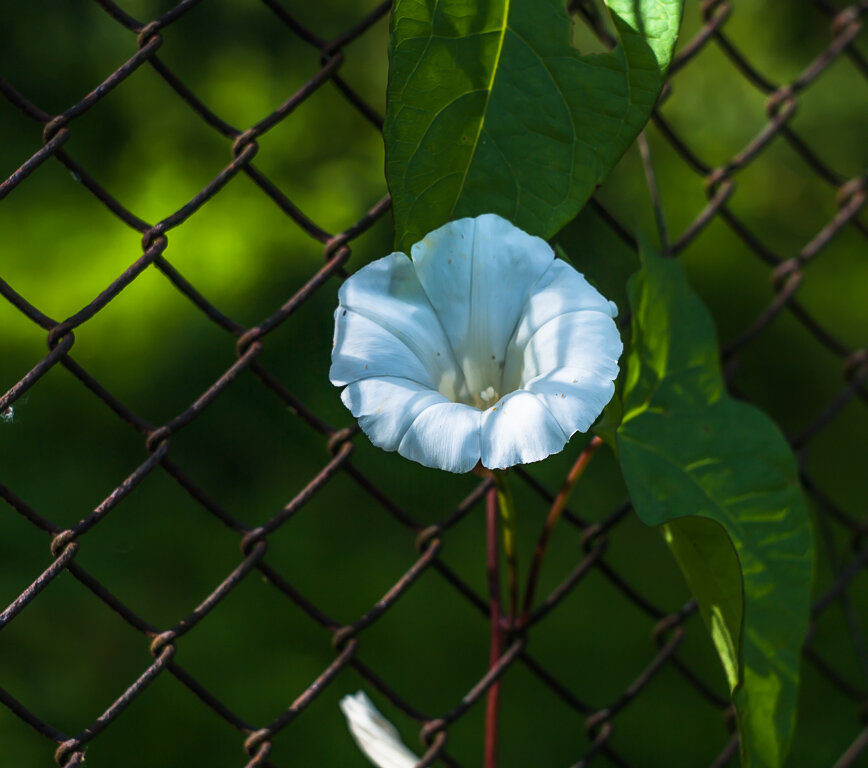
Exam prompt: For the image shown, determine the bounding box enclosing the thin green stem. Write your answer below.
[492,470,519,623]
[638,130,670,256]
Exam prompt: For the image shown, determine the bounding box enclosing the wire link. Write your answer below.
[0,1,865,766]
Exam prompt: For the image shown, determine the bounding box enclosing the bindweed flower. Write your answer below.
[330,214,622,473]
[340,691,419,768]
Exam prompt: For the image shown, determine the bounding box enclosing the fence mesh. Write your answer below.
[0,0,866,766]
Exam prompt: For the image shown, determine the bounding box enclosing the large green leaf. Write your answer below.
[663,516,743,692]
[617,252,814,768]
[385,0,683,252]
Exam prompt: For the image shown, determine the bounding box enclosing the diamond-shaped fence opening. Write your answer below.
[1,0,866,766]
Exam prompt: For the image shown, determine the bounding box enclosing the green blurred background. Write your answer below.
[1,1,866,766]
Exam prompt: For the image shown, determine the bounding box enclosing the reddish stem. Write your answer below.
[485,483,502,768]
[520,436,603,626]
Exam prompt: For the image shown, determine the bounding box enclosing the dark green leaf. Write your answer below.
[385,0,684,252]
[663,517,743,691]
[592,391,622,451]
[617,251,814,768]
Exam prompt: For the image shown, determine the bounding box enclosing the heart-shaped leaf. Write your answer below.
[385,0,684,252]
[617,251,814,768]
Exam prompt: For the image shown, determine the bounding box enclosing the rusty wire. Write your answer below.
[0,0,866,766]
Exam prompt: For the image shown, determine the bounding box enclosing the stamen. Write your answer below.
[476,385,500,409]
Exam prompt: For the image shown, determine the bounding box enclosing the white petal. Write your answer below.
[480,391,567,469]
[340,692,419,768]
[330,309,434,388]
[515,310,622,386]
[526,367,617,437]
[398,401,481,473]
[342,376,449,452]
[410,214,554,397]
[509,258,618,351]
[502,261,619,391]
[337,252,465,399]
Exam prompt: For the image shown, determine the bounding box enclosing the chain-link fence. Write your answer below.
[1,0,866,766]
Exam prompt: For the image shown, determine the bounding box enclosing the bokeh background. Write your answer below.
[1,1,867,766]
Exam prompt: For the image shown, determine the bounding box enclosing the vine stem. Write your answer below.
[485,482,502,768]
[492,470,519,622]
[520,436,603,626]
[637,130,670,255]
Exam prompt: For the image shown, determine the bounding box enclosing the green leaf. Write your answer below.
[663,517,743,691]
[385,0,684,252]
[617,251,814,768]
[592,391,622,451]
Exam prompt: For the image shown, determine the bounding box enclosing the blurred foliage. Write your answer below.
[0,1,866,767]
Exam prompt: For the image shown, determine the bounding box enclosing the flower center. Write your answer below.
[433,340,515,410]
[437,364,504,410]
[474,385,500,409]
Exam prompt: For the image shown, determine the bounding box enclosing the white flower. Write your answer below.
[339,691,419,768]
[330,214,622,473]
